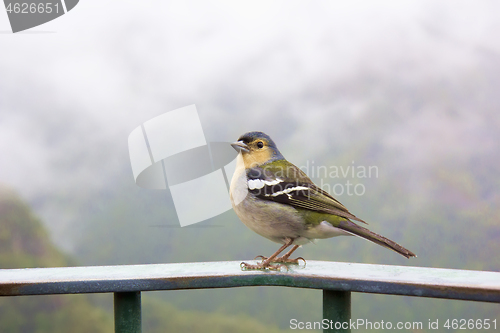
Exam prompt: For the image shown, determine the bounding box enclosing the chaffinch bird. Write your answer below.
[230,131,416,270]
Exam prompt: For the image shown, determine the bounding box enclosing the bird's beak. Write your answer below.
[231,140,249,153]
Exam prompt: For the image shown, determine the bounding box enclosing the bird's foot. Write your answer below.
[254,255,306,265]
[240,261,287,271]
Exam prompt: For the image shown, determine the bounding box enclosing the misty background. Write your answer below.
[1,1,499,332]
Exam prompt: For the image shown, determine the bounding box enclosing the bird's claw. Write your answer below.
[240,261,288,271]
[288,257,306,267]
[253,255,306,266]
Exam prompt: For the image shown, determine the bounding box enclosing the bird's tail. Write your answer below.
[338,220,416,259]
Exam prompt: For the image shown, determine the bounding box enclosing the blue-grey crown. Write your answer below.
[237,131,284,161]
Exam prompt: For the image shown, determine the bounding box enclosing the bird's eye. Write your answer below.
[257,141,264,149]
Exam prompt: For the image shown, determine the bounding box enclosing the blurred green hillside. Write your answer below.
[0,186,288,333]
[0,186,112,333]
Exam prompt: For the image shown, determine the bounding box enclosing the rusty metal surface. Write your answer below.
[1,260,499,302]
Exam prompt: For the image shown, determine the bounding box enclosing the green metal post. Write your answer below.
[323,290,351,333]
[114,292,142,333]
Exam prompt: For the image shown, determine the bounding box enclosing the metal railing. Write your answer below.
[1,260,499,333]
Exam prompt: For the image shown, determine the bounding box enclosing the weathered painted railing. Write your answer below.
[1,260,499,333]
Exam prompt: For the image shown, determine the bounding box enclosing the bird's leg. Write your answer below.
[275,245,305,264]
[255,245,305,265]
[241,238,293,270]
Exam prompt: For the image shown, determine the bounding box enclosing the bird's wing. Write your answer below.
[246,160,367,224]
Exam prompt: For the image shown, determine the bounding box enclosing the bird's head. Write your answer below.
[231,131,284,167]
